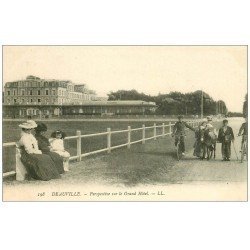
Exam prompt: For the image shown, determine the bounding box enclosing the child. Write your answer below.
[49,130,70,171]
[218,120,234,161]
[205,123,218,139]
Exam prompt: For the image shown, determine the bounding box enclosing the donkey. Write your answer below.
[201,130,217,160]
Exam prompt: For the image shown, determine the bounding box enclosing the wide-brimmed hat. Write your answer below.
[35,123,48,132]
[19,122,33,129]
[26,120,37,128]
[19,120,37,129]
[207,116,212,121]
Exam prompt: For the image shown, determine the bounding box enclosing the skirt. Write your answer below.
[21,150,61,181]
[52,150,70,158]
[44,151,64,174]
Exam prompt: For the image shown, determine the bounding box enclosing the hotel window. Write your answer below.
[38,99,41,103]
[38,90,41,95]
[59,90,61,96]
[30,99,33,103]
[22,99,24,103]
[52,90,56,95]
[7,91,10,95]
[14,99,17,103]
[46,90,49,95]
[21,90,25,95]
[30,90,32,95]
[13,90,16,95]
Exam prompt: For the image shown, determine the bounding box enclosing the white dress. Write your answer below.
[19,133,42,154]
[49,138,70,158]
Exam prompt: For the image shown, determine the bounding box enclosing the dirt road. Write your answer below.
[172,118,247,183]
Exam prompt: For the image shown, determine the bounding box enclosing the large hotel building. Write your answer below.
[3,75,156,118]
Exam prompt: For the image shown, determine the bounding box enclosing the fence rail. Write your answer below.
[2,120,199,179]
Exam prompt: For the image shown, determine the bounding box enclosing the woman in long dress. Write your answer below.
[18,120,61,181]
[34,123,64,174]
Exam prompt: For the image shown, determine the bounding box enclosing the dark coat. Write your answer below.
[173,121,195,135]
[218,126,234,143]
[35,133,64,174]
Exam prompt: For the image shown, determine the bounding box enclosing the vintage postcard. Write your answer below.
[2,45,248,201]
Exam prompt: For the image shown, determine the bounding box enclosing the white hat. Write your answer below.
[207,116,212,121]
[206,123,213,129]
[19,122,33,129]
[26,120,37,128]
[19,120,37,129]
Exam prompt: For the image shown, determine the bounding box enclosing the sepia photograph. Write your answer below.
[2,45,248,201]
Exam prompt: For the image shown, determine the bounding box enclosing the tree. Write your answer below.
[107,89,228,116]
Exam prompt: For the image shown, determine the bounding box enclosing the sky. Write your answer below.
[3,46,247,112]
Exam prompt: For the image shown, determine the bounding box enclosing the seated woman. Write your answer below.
[18,120,61,181]
[50,130,70,172]
[34,123,64,174]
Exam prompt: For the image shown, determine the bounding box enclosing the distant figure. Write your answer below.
[17,120,61,181]
[172,115,195,156]
[201,123,217,160]
[238,118,248,153]
[218,119,235,161]
[50,130,70,172]
[193,121,206,158]
[35,123,64,174]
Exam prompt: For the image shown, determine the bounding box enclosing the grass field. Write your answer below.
[2,120,172,173]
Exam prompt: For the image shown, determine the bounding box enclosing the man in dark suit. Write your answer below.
[172,115,195,155]
[218,119,235,161]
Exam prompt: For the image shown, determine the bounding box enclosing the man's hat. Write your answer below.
[177,115,184,119]
[207,116,212,121]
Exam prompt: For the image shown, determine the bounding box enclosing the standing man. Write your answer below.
[218,119,235,161]
[238,117,248,153]
[172,115,195,156]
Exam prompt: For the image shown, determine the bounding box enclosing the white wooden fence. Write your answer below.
[2,120,199,179]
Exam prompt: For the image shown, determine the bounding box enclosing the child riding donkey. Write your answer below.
[196,116,218,160]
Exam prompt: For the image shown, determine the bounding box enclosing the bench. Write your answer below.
[15,145,28,181]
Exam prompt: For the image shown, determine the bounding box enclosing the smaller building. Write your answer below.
[3,100,156,118]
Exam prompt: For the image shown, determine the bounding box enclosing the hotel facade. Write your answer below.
[3,76,156,118]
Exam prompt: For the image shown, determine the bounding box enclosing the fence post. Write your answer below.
[169,121,172,135]
[76,130,81,162]
[142,124,145,144]
[162,123,165,137]
[154,123,157,140]
[107,128,111,153]
[127,126,131,149]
